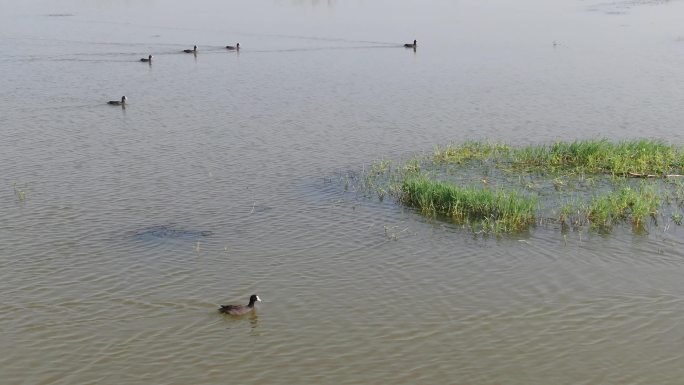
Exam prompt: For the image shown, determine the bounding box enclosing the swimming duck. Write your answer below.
[226,43,240,50]
[404,39,417,48]
[140,55,152,62]
[107,96,127,105]
[183,45,197,53]
[219,294,261,315]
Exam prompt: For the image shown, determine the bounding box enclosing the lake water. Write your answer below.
[3,0,684,383]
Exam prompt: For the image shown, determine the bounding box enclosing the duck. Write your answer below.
[107,96,127,106]
[404,39,417,48]
[226,43,240,51]
[140,55,152,62]
[219,294,261,315]
[183,45,197,53]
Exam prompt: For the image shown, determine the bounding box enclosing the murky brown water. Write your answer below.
[3,0,684,383]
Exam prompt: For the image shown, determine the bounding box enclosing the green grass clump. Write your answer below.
[400,177,537,232]
[433,141,510,164]
[511,139,684,176]
[431,139,684,176]
[587,185,660,230]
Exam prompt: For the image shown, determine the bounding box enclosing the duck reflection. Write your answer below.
[248,313,259,330]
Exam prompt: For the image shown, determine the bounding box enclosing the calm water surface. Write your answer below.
[3,0,684,383]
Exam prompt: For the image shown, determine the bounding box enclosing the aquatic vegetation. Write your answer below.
[668,179,684,201]
[12,181,27,202]
[433,139,684,176]
[585,185,660,230]
[367,158,391,178]
[400,177,537,232]
[402,156,422,174]
[351,139,684,235]
[510,139,684,176]
[433,141,510,165]
[383,225,409,241]
[557,201,578,225]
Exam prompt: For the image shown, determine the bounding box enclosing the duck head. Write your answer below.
[248,294,262,307]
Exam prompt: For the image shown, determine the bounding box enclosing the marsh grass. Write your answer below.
[667,179,684,201]
[586,185,660,230]
[433,142,510,164]
[400,177,537,232]
[433,139,684,176]
[511,139,684,175]
[350,139,684,234]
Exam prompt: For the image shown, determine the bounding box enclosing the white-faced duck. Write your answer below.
[108,96,127,106]
[140,55,152,62]
[219,294,261,315]
[226,43,240,50]
[183,45,197,53]
[404,39,417,48]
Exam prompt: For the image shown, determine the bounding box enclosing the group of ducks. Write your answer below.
[180,43,241,55]
[108,39,417,106]
[122,45,255,316]
[107,43,241,106]
[134,43,239,65]
[110,41,421,314]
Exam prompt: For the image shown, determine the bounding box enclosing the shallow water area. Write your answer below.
[3,0,684,384]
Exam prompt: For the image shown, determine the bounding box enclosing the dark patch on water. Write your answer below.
[250,204,273,213]
[132,225,213,241]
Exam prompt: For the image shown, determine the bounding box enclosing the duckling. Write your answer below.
[183,45,197,53]
[140,55,152,62]
[226,43,240,51]
[107,96,127,106]
[219,294,261,315]
[404,39,417,48]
